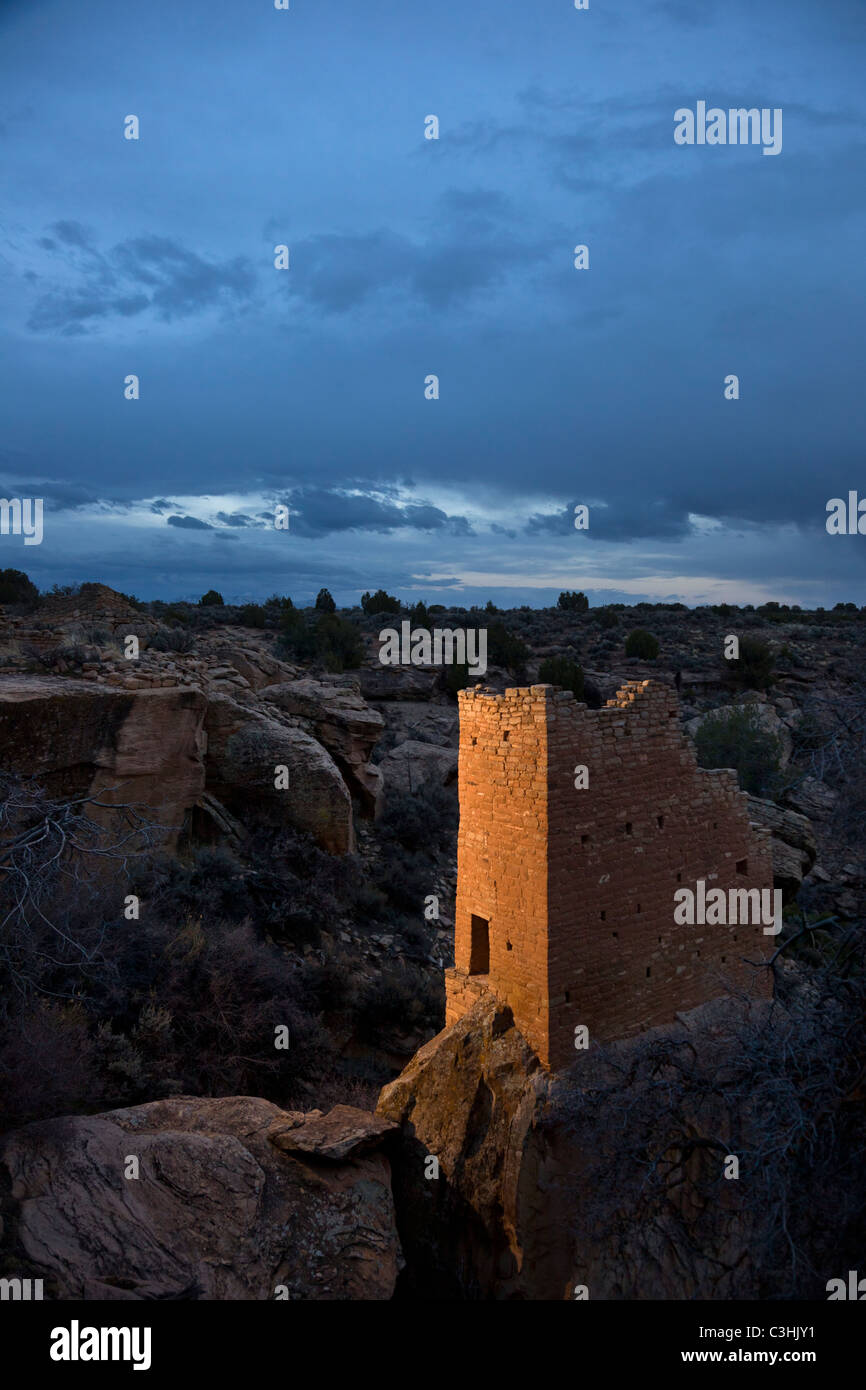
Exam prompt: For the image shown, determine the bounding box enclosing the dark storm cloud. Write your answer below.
[285,191,539,314]
[27,227,256,334]
[285,486,473,538]
[2,0,865,604]
[10,480,99,509]
[166,514,213,530]
[525,501,694,542]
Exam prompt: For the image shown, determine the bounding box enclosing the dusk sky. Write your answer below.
[1,0,865,606]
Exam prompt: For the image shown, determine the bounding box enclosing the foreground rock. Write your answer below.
[746,793,817,898]
[268,1104,397,1161]
[378,992,780,1299]
[0,677,206,844]
[0,1097,401,1300]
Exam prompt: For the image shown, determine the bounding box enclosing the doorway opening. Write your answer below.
[469,914,490,974]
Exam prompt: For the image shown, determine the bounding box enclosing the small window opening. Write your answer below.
[657,815,665,829]
[736,858,748,874]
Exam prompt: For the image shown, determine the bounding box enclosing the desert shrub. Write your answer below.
[0,568,38,606]
[315,612,364,671]
[361,589,402,615]
[596,607,619,630]
[352,967,441,1047]
[694,704,782,798]
[444,661,472,697]
[148,625,195,653]
[538,656,584,699]
[724,635,775,691]
[36,642,93,671]
[378,849,432,914]
[378,785,458,856]
[486,620,529,674]
[237,603,267,628]
[275,611,363,671]
[557,590,589,612]
[199,589,224,607]
[625,628,659,660]
[408,600,429,625]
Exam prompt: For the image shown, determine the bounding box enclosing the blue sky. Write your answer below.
[1,0,865,606]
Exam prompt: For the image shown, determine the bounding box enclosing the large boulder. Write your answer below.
[260,678,384,815]
[378,739,458,795]
[357,666,442,701]
[377,700,458,748]
[205,694,353,853]
[208,644,300,693]
[378,995,551,1298]
[378,993,784,1300]
[782,776,838,823]
[0,1096,401,1300]
[746,794,817,898]
[686,698,793,768]
[0,676,206,844]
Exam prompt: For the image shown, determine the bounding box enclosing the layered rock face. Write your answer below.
[259,677,384,815]
[0,663,389,855]
[0,677,207,842]
[0,1097,402,1300]
[204,693,354,853]
[378,994,553,1298]
[378,992,778,1300]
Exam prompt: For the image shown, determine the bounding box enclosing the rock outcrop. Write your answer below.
[205,694,354,853]
[0,677,206,843]
[260,678,384,815]
[377,995,553,1298]
[378,992,782,1300]
[378,739,458,794]
[746,793,818,898]
[0,1097,402,1300]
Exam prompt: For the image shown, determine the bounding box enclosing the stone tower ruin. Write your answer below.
[445,679,775,1070]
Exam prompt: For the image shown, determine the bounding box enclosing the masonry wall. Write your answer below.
[545,679,774,1069]
[448,679,775,1070]
[450,686,551,1064]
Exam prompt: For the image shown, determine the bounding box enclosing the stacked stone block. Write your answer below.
[446,679,775,1069]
